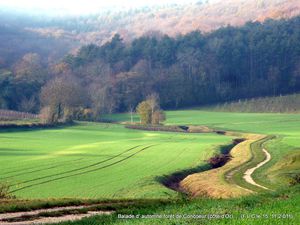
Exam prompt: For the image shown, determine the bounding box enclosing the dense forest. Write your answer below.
[0,16,300,120]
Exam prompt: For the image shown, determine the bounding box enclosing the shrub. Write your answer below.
[0,182,11,199]
[207,154,231,168]
[289,174,300,186]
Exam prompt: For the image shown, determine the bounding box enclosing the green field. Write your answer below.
[0,122,232,199]
[1,110,299,224]
[2,111,298,198]
[201,93,300,113]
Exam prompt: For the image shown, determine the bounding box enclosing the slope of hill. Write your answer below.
[0,0,299,68]
[0,24,78,67]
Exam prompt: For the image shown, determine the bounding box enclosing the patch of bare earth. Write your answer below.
[243,148,271,190]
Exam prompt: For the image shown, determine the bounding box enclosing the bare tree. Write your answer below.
[128,105,135,123]
[40,76,88,123]
[146,93,159,123]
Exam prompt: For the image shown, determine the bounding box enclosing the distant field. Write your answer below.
[0,122,231,199]
[0,119,40,126]
[202,93,300,113]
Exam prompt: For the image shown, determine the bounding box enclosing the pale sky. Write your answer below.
[0,0,198,15]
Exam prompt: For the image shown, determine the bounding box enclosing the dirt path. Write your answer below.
[243,148,271,190]
[0,205,113,225]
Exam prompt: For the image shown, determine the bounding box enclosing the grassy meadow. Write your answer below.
[0,122,232,199]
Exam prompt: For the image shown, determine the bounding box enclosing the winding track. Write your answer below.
[243,148,271,190]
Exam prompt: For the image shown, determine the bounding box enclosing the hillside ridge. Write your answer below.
[3,0,300,45]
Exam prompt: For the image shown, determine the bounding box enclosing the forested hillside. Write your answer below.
[1,16,300,117]
[13,0,300,45]
[62,16,300,112]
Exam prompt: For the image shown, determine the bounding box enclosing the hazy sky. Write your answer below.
[0,0,198,15]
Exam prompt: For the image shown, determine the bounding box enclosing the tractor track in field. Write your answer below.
[0,158,84,177]
[0,158,85,180]
[8,145,141,188]
[9,145,156,194]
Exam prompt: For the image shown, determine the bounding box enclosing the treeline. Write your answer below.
[62,16,300,112]
[1,16,300,119]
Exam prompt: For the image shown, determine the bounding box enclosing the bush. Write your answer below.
[207,154,231,168]
[290,174,300,186]
[0,182,11,199]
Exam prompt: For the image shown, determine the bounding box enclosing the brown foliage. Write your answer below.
[40,76,88,123]
[152,110,166,125]
[136,93,165,125]
[136,101,152,124]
